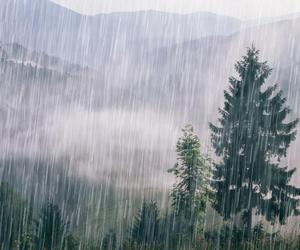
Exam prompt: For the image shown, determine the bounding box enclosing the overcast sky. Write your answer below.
[51,0,300,20]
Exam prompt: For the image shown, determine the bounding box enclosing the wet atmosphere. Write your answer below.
[0,0,300,249]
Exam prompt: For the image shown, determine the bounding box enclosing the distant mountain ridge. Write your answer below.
[0,0,243,66]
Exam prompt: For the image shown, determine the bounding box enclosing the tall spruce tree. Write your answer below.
[210,46,300,233]
[168,125,212,243]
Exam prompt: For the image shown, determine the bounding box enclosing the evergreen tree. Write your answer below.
[210,46,300,234]
[130,201,160,248]
[252,222,265,247]
[102,230,117,250]
[168,125,212,244]
[0,183,32,250]
[35,202,69,250]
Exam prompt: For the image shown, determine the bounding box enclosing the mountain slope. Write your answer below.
[0,0,242,66]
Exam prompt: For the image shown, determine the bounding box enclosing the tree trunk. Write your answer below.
[246,209,252,239]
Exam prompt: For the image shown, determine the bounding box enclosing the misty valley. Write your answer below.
[0,0,300,249]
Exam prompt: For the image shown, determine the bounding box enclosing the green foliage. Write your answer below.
[34,202,77,250]
[209,46,300,233]
[129,201,161,249]
[65,234,80,250]
[203,222,294,250]
[102,230,117,250]
[12,233,33,250]
[168,125,213,246]
[0,183,32,250]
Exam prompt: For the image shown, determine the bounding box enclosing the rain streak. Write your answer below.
[0,0,300,249]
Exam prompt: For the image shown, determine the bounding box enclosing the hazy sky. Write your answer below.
[51,0,300,19]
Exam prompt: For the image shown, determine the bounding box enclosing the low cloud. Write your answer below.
[0,104,180,188]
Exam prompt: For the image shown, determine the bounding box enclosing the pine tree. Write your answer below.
[130,201,160,247]
[168,125,212,243]
[0,183,32,250]
[35,202,69,250]
[102,230,117,250]
[210,46,300,234]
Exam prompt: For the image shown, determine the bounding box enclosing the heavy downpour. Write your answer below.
[0,0,300,249]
